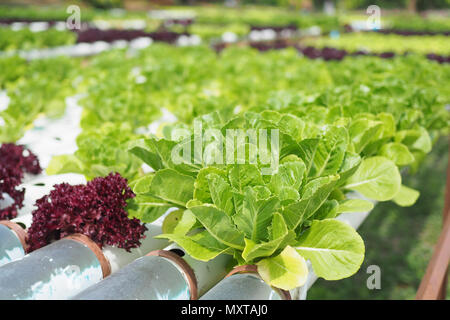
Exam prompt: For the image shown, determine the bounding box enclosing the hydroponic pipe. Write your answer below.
[0,208,169,269]
[0,174,87,267]
[101,214,169,273]
[0,217,169,270]
[72,249,195,300]
[200,265,291,300]
[0,234,110,300]
[72,244,230,300]
[0,212,49,267]
[0,220,27,267]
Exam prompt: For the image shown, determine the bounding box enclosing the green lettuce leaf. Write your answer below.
[206,173,235,216]
[257,245,308,290]
[379,142,415,166]
[189,204,245,250]
[296,219,364,280]
[232,187,280,241]
[393,185,420,207]
[157,230,230,261]
[242,213,295,262]
[343,156,401,201]
[281,175,339,229]
[148,169,195,206]
[336,199,374,214]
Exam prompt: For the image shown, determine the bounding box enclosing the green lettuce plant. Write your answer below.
[127,110,412,290]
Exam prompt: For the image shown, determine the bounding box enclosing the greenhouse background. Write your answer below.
[0,0,449,301]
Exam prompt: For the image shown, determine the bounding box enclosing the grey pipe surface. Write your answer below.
[200,273,285,300]
[0,238,103,300]
[72,254,191,300]
[0,224,25,267]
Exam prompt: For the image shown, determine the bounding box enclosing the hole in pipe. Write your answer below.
[17,222,26,229]
[170,248,185,257]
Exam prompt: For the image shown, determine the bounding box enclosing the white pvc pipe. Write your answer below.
[0,174,87,266]
[164,243,231,297]
[0,223,25,267]
[102,212,169,273]
[73,243,230,300]
[72,254,192,300]
[0,235,107,300]
[200,272,287,300]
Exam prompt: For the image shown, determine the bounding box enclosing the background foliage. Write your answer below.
[308,136,449,299]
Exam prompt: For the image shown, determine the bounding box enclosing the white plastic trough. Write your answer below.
[0,234,107,300]
[0,172,376,301]
[200,265,293,300]
[0,173,87,267]
[0,210,170,300]
[72,243,230,300]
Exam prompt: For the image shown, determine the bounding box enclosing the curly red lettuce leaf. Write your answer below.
[26,172,147,252]
[0,143,42,220]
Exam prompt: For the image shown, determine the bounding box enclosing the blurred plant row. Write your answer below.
[302,32,450,55]
[1,44,448,179]
[1,4,449,53]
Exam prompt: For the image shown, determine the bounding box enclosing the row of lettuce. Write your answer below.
[0,5,333,52]
[302,32,450,56]
[2,5,450,31]
[1,27,448,67]
[1,4,450,53]
[1,44,449,291]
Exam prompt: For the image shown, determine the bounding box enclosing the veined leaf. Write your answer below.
[128,137,199,175]
[379,142,415,166]
[343,156,401,201]
[310,126,348,178]
[206,173,235,216]
[157,230,230,261]
[278,187,300,203]
[336,199,374,214]
[233,187,280,241]
[393,185,420,207]
[128,138,175,171]
[228,164,264,192]
[296,219,364,280]
[269,160,305,195]
[257,245,308,290]
[296,138,320,177]
[313,199,339,220]
[242,213,295,262]
[130,173,154,194]
[189,204,245,250]
[148,169,195,206]
[253,185,272,199]
[193,167,227,203]
[127,195,172,223]
[336,152,361,186]
[162,209,197,235]
[349,119,383,154]
[282,175,339,229]
[278,114,305,142]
